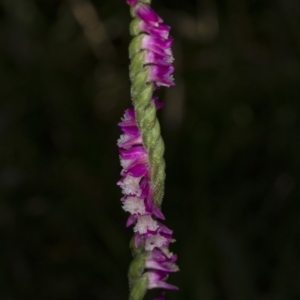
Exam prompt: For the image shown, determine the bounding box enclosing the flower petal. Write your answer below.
[142,35,173,56]
[140,21,170,39]
[134,3,163,25]
[148,65,175,87]
[123,196,146,215]
[147,271,179,290]
[119,146,147,159]
[134,215,159,234]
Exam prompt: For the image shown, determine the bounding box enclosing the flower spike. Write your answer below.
[118,1,179,299]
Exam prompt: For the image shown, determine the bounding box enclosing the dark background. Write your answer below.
[1,0,300,299]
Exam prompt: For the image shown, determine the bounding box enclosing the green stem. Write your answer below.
[129,16,166,208]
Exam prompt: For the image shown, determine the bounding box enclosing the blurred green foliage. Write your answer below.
[0,0,300,299]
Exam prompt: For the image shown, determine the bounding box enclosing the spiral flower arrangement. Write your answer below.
[117,1,179,299]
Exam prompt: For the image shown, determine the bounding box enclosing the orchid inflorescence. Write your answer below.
[117,1,178,299]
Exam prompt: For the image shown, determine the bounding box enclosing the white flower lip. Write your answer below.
[122,196,146,215]
[134,215,159,234]
[118,175,142,196]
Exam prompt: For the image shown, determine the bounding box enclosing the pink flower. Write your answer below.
[118,108,178,294]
